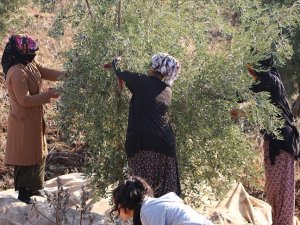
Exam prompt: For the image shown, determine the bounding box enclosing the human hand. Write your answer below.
[113,55,121,62]
[48,88,60,99]
[112,56,121,65]
[230,108,246,120]
[246,63,258,81]
[103,56,121,69]
[103,63,112,69]
[57,71,70,81]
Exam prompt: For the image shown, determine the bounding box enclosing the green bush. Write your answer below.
[58,0,300,205]
[0,0,27,39]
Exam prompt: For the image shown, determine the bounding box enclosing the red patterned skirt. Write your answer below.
[263,140,296,225]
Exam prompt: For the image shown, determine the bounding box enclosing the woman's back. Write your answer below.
[122,73,176,158]
[141,192,214,225]
[127,74,172,125]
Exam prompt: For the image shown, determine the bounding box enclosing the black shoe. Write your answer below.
[18,188,34,204]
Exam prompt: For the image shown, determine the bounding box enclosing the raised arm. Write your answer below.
[250,72,277,93]
[8,68,57,107]
[111,58,141,84]
[35,62,65,81]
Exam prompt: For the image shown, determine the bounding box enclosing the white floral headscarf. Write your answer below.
[150,53,180,86]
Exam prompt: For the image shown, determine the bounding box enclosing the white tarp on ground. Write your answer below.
[0,173,112,225]
[207,182,299,225]
[0,173,298,225]
[207,182,272,225]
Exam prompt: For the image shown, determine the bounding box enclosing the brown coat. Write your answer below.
[5,61,63,166]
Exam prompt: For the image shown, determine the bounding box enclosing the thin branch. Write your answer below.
[85,0,93,18]
[117,0,122,56]
[31,207,57,224]
[178,0,189,6]
[25,217,34,225]
[117,0,121,32]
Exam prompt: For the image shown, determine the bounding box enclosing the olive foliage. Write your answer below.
[55,0,300,204]
[0,0,27,39]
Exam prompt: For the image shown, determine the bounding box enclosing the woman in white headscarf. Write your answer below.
[111,53,181,197]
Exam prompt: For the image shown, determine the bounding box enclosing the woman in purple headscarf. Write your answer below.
[111,53,181,197]
[1,34,65,204]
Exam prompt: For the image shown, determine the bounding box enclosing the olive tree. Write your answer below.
[57,0,300,204]
[0,0,27,39]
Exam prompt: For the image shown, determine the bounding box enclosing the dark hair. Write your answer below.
[1,35,36,79]
[110,176,154,225]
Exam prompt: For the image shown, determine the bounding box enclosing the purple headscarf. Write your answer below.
[1,34,39,77]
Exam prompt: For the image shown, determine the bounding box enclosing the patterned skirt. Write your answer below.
[128,150,181,197]
[263,140,295,225]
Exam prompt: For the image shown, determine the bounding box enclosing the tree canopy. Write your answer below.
[51,0,300,204]
[0,0,27,39]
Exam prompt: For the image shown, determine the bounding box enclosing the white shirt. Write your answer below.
[140,192,214,225]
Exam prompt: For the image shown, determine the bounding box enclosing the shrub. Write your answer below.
[58,0,300,205]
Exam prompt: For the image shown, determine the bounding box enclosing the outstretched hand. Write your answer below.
[112,56,121,62]
[103,63,112,69]
[57,71,70,81]
[103,56,122,70]
[230,108,246,120]
[48,88,60,99]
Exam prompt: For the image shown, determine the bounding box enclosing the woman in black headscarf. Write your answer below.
[1,34,65,204]
[246,56,299,225]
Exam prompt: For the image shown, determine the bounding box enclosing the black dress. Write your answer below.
[112,61,181,197]
[250,68,299,164]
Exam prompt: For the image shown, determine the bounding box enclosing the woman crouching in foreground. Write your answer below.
[110,176,214,225]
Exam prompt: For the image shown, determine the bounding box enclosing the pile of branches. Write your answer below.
[45,141,91,180]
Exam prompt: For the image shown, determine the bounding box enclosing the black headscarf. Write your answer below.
[249,55,300,163]
[1,35,38,79]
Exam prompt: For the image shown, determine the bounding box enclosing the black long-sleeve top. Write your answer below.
[250,69,299,163]
[112,61,176,158]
